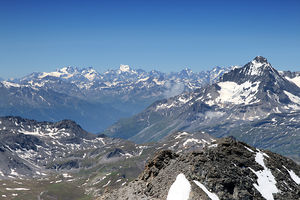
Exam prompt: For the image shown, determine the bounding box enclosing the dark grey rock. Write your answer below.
[100,138,300,200]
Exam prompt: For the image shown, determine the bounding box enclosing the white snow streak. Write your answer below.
[193,180,219,200]
[283,166,300,184]
[175,132,189,139]
[102,180,111,187]
[6,188,30,191]
[244,146,254,152]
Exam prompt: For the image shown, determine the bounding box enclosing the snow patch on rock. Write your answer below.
[183,138,207,147]
[167,173,191,200]
[285,76,300,88]
[284,90,300,105]
[2,81,21,88]
[216,81,260,105]
[250,151,279,200]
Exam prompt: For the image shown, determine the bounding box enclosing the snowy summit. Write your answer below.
[119,64,130,72]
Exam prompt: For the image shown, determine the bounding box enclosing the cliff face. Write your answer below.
[100,138,300,200]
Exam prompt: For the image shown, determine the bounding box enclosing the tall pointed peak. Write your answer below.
[220,56,280,84]
[253,56,268,64]
[250,56,270,69]
[245,56,274,76]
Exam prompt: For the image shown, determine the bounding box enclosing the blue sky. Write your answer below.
[0,0,299,79]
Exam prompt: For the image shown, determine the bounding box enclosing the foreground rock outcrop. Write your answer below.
[99,137,300,200]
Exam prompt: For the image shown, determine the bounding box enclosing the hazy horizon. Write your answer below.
[1,0,300,79]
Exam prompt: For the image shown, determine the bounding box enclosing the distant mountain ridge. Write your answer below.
[0,65,231,132]
[15,65,231,97]
[104,56,300,161]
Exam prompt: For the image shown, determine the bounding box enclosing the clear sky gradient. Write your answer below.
[0,0,299,79]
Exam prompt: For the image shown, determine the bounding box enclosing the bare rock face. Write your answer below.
[99,138,300,200]
[139,150,178,182]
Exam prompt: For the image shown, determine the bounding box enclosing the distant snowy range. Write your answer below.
[0,64,230,133]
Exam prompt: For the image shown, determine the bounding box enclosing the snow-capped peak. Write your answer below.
[119,64,130,72]
[38,66,77,79]
[59,66,76,74]
[81,67,98,81]
[35,66,102,82]
[247,56,272,76]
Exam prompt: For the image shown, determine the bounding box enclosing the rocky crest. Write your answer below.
[99,138,300,200]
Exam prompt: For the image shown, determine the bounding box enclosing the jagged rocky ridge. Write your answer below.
[104,56,300,161]
[0,65,230,132]
[100,137,300,200]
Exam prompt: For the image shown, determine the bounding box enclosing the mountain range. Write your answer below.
[104,56,300,161]
[1,56,300,199]
[0,65,230,133]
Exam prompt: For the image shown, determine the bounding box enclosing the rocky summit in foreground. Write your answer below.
[99,137,300,200]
